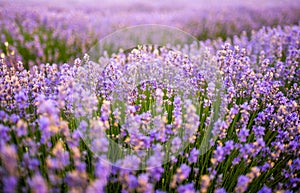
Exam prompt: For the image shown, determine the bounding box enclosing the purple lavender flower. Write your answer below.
[9,114,19,124]
[22,153,40,171]
[238,127,249,143]
[172,164,191,186]
[171,136,182,153]
[0,124,10,142]
[177,183,196,193]
[3,176,18,193]
[0,144,18,175]
[253,126,265,138]
[235,175,250,193]
[224,140,235,152]
[95,160,111,182]
[46,141,70,170]
[14,89,29,109]
[127,174,138,190]
[257,186,272,193]
[137,173,153,193]
[215,188,227,193]
[86,179,106,193]
[65,170,88,191]
[188,148,199,164]
[28,174,48,193]
[15,119,28,137]
[214,146,225,163]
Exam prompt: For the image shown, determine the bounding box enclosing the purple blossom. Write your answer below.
[238,127,249,143]
[0,124,10,142]
[65,170,88,191]
[177,183,196,193]
[127,174,138,189]
[15,119,28,137]
[3,176,18,193]
[86,179,106,193]
[235,175,250,193]
[215,188,227,193]
[22,153,40,171]
[214,146,226,163]
[28,174,48,193]
[95,160,111,182]
[290,158,300,171]
[155,190,166,193]
[257,186,272,193]
[137,173,153,193]
[15,90,29,109]
[9,114,19,124]
[188,148,199,163]
[224,140,235,152]
[0,144,18,175]
[253,126,265,138]
[171,136,182,153]
[46,142,70,170]
[175,164,191,183]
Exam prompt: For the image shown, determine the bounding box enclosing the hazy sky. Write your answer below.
[2,0,299,8]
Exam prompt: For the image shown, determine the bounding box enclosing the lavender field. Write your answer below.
[0,0,300,192]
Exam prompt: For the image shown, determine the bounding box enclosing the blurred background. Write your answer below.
[1,0,300,67]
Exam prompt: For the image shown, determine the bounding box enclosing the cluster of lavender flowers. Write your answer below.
[0,18,300,192]
[1,0,300,68]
